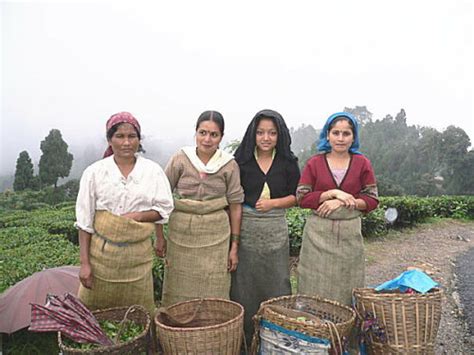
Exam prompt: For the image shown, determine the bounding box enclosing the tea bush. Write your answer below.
[0,227,79,292]
[0,207,77,243]
[286,208,311,255]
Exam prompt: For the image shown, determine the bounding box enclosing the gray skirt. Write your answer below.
[230,206,291,345]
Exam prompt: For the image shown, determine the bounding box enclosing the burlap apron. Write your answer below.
[297,208,364,306]
[161,196,231,307]
[78,210,155,314]
[231,206,291,346]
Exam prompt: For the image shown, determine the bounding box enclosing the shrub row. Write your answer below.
[0,206,78,244]
[0,227,80,292]
[0,184,77,212]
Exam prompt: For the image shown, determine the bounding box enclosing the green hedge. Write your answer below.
[0,206,78,244]
[0,226,79,292]
[286,208,311,255]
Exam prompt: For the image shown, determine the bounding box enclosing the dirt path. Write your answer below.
[364,219,474,354]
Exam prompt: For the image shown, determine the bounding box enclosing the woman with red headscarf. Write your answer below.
[75,112,174,314]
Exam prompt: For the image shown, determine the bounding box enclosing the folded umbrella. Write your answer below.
[29,293,113,346]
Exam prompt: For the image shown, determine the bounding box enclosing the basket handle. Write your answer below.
[156,299,204,327]
[114,305,141,344]
[250,311,263,355]
[325,320,343,355]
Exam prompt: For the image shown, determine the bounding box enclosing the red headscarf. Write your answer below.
[103,112,141,158]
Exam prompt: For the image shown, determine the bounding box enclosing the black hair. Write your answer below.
[328,116,355,134]
[106,122,145,153]
[234,109,297,164]
[195,111,225,136]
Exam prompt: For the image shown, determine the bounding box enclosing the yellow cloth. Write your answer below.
[254,148,275,200]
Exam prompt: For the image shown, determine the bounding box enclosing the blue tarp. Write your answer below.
[375,269,438,294]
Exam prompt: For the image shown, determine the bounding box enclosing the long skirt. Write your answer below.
[78,210,156,315]
[231,206,291,346]
[297,208,364,306]
[161,197,231,307]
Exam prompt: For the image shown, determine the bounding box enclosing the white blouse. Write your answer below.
[75,155,174,234]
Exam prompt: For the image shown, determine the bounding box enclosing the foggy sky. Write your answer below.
[1,0,473,175]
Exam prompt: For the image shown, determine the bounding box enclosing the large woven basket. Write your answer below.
[58,305,151,354]
[155,298,244,354]
[251,294,356,354]
[353,288,443,354]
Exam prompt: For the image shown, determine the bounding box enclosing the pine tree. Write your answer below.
[38,129,74,188]
[13,151,34,191]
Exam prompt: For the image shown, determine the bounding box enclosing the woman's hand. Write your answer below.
[255,199,274,213]
[155,224,166,258]
[228,248,239,272]
[79,263,93,289]
[316,199,344,218]
[121,210,162,223]
[121,212,141,221]
[332,190,357,209]
[155,237,167,258]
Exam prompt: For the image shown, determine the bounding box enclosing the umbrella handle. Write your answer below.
[114,305,141,344]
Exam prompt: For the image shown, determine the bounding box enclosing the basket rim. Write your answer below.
[261,294,355,313]
[58,305,151,353]
[155,297,244,332]
[353,287,444,300]
[258,294,355,327]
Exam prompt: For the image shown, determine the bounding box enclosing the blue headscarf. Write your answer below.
[317,112,362,154]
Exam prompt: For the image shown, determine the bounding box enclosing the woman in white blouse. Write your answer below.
[75,112,174,314]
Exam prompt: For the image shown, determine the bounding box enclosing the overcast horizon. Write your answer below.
[2,0,473,176]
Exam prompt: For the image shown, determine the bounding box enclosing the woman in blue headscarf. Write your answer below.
[296,112,378,305]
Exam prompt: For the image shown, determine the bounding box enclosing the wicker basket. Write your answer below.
[155,298,244,354]
[251,294,356,354]
[58,305,151,354]
[353,288,443,354]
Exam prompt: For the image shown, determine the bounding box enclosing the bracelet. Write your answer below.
[231,234,240,242]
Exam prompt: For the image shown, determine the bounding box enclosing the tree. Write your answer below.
[38,129,74,188]
[290,123,319,154]
[290,124,319,169]
[377,177,405,196]
[439,126,471,194]
[418,127,443,176]
[13,151,34,191]
[457,150,474,195]
[343,106,373,126]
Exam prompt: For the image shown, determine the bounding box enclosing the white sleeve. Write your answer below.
[74,167,96,233]
[151,166,174,224]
